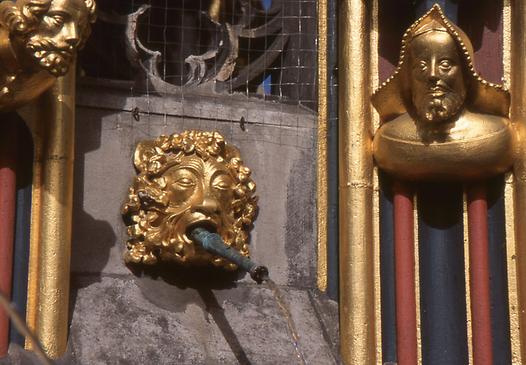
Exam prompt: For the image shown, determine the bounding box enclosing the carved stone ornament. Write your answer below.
[372,5,514,181]
[122,131,258,271]
[0,0,96,110]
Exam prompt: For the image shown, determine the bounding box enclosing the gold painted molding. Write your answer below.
[35,64,77,359]
[4,0,99,356]
[370,1,382,362]
[17,63,79,359]
[208,0,222,22]
[503,2,522,364]
[510,1,526,362]
[317,0,328,292]
[23,98,44,351]
[339,1,376,363]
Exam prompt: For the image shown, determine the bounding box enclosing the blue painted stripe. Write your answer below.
[379,174,396,363]
[412,3,468,364]
[418,183,468,365]
[9,116,32,346]
[261,0,272,94]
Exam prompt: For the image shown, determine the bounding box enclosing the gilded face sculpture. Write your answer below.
[163,155,237,249]
[371,5,514,181]
[123,131,257,271]
[410,31,466,123]
[0,0,96,76]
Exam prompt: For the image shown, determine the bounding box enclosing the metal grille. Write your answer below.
[79,0,317,109]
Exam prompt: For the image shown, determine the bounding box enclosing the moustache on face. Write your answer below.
[26,39,74,76]
[27,38,74,53]
[426,81,454,95]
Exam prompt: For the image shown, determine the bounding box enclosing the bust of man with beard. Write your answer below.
[372,5,514,181]
[0,0,95,110]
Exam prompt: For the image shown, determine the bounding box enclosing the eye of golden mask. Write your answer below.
[168,167,198,191]
[167,169,198,207]
[174,176,196,189]
[211,173,234,191]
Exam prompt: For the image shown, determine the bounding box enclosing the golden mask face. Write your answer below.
[163,155,237,246]
[123,131,257,271]
[409,31,466,123]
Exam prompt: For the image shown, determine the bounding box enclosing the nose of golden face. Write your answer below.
[197,197,221,215]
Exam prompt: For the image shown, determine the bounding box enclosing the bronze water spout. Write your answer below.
[123,130,268,281]
[190,227,269,283]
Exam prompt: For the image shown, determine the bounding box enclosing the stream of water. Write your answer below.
[265,279,307,365]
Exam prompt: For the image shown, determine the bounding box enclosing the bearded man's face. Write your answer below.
[25,0,88,76]
[156,154,238,262]
[410,31,466,124]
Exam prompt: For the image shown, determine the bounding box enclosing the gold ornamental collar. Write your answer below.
[372,4,510,123]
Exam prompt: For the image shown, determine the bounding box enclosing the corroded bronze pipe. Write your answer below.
[190,228,269,284]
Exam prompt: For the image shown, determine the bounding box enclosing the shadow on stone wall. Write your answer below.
[70,108,118,321]
[132,267,256,365]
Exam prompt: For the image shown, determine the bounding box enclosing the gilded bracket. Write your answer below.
[0,0,98,358]
[0,0,95,111]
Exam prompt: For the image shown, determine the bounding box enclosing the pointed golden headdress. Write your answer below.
[372,4,509,123]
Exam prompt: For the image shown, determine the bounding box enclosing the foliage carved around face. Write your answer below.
[122,130,258,271]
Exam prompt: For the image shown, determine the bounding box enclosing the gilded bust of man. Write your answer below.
[372,5,514,181]
[0,0,96,110]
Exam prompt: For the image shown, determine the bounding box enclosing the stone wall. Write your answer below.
[48,83,342,364]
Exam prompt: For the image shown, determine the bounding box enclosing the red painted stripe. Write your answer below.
[393,181,417,365]
[0,119,17,357]
[467,183,493,365]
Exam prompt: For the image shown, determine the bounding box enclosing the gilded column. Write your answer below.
[317,0,328,292]
[34,63,76,359]
[511,0,526,361]
[339,1,376,363]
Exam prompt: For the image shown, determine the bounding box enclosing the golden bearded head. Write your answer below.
[372,4,510,124]
[371,5,514,181]
[122,130,258,271]
[0,0,97,76]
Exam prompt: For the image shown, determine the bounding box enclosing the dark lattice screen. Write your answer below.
[80,0,317,109]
